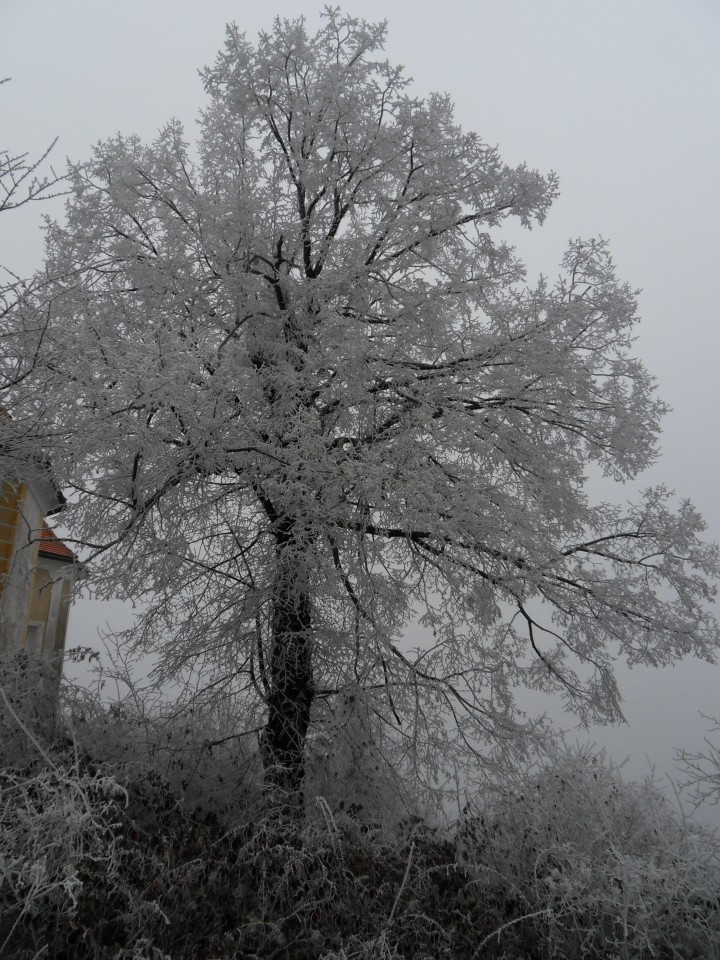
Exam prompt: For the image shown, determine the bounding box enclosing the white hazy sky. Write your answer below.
[2,0,720,814]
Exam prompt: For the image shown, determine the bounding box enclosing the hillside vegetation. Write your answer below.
[2,657,719,960]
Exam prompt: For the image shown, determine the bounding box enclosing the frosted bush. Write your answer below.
[0,652,59,766]
[62,676,265,825]
[678,715,720,809]
[457,745,720,958]
[0,760,127,955]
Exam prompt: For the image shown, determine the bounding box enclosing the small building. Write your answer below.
[0,474,77,671]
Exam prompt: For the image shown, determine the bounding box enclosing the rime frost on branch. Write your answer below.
[1,10,718,803]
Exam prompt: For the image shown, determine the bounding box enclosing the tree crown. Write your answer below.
[2,9,718,793]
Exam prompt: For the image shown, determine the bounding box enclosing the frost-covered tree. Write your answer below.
[2,12,718,810]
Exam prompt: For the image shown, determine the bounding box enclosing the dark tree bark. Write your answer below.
[260,522,314,815]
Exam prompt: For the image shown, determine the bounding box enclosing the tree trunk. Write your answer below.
[261,524,314,817]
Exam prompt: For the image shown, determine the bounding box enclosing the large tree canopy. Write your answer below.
[2,11,718,808]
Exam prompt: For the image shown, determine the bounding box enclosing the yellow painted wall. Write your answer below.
[0,481,24,584]
[28,567,53,625]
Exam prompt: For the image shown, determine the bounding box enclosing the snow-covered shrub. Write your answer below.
[61,674,265,825]
[678,715,720,809]
[0,757,127,957]
[0,652,59,766]
[456,745,720,958]
[305,686,431,826]
[3,734,718,959]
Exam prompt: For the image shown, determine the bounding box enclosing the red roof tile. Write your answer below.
[38,523,77,562]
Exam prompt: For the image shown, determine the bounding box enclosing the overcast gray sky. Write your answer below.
[2,0,720,813]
